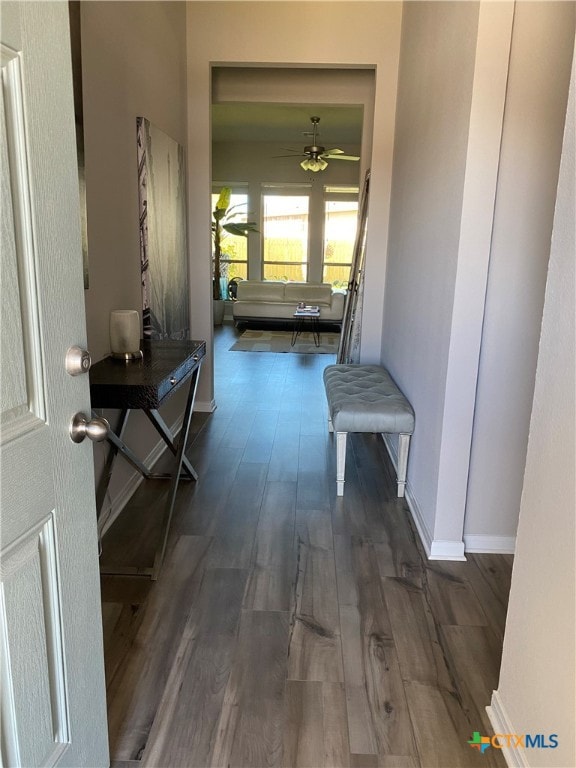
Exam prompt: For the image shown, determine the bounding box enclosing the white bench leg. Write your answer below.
[397,433,411,497]
[336,431,347,496]
[328,416,334,433]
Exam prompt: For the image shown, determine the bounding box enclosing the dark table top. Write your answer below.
[89,339,206,410]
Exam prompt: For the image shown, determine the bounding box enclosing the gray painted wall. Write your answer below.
[82,1,188,363]
[464,2,575,545]
[81,1,188,526]
[382,1,481,553]
[382,1,574,555]
[490,42,575,767]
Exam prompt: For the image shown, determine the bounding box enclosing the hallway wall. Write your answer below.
[82,1,187,363]
[80,1,188,527]
[382,0,482,557]
[464,1,575,549]
[382,1,574,556]
[489,43,575,768]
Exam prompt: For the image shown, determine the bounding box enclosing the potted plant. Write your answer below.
[212,187,258,324]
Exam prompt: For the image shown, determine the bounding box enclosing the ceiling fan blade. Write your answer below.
[322,153,360,161]
[273,153,307,158]
[324,148,345,155]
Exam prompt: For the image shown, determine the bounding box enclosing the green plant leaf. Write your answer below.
[215,187,231,211]
[222,222,258,237]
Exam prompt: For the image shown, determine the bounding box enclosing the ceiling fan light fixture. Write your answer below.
[300,156,328,172]
[280,116,358,172]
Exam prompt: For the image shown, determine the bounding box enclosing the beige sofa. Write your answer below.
[232,281,345,326]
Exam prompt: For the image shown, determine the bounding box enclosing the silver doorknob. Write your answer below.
[70,413,109,443]
[65,346,92,376]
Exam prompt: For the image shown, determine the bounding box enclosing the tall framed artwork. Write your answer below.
[69,1,89,288]
[137,117,189,339]
[338,170,370,364]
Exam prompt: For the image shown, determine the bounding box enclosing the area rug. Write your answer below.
[230,329,340,354]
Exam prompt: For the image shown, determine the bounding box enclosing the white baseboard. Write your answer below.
[381,433,466,561]
[98,414,184,539]
[487,691,528,767]
[428,538,466,560]
[194,399,217,413]
[464,533,516,554]
[404,483,433,556]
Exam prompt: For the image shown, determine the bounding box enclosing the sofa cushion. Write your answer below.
[236,281,286,302]
[233,302,297,320]
[284,282,332,306]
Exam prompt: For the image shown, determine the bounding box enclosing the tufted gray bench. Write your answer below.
[323,364,415,497]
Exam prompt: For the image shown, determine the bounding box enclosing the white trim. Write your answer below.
[428,539,466,561]
[382,433,466,561]
[194,399,217,413]
[382,433,432,555]
[487,691,529,768]
[99,471,141,539]
[464,534,516,554]
[404,483,433,557]
[98,414,184,538]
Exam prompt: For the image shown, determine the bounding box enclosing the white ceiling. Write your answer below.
[211,103,364,146]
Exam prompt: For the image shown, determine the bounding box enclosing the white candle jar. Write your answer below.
[109,310,143,360]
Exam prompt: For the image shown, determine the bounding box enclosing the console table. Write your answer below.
[89,338,205,579]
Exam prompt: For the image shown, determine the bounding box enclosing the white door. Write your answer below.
[0,3,108,766]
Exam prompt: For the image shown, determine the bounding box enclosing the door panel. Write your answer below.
[0,47,44,443]
[0,3,108,766]
[1,515,68,767]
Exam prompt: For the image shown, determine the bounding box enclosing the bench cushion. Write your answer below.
[323,364,415,434]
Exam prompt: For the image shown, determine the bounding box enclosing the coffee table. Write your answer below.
[292,308,321,347]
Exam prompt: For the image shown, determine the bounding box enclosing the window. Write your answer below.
[322,188,359,288]
[262,190,309,282]
[211,188,249,293]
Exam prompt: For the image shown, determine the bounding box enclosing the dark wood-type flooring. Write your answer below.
[101,322,513,768]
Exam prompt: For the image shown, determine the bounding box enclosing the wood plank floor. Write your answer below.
[102,322,513,768]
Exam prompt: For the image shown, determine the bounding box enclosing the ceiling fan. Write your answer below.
[275,116,360,172]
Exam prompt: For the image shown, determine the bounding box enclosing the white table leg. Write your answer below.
[397,433,411,497]
[336,431,347,496]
